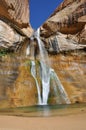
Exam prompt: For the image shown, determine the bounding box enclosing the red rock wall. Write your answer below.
[0,0,30,28]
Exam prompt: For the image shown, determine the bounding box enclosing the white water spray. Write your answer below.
[35,28,51,105]
[26,28,71,105]
[31,61,42,105]
[50,69,71,104]
[26,44,30,56]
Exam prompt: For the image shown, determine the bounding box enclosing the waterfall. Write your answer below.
[31,61,42,105]
[49,39,53,49]
[34,28,50,65]
[40,61,50,105]
[26,44,30,56]
[35,28,51,105]
[26,37,42,105]
[26,28,71,105]
[50,69,71,104]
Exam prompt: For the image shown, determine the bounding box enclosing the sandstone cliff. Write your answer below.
[0,0,30,28]
[0,0,34,108]
[39,0,86,105]
[0,0,33,50]
[41,0,86,45]
[0,0,86,108]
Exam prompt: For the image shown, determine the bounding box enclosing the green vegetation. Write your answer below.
[0,49,10,56]
[25,60,31,66]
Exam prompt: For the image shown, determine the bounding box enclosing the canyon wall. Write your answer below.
[0,0,34,108]
[0,0,33,51]
[41,0,86,45]
[40,0,86,104]
[0,0,86,108]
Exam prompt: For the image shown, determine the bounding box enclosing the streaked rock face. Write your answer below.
[0,50,86,108]
[0,0,34,108]
[41,0,86,43]
[0,0,30,28]
[0,20,24,49]
[50,52,86,104]
[0,0,86,108]
[0,0,33,47]
[0,53,37,108]
[40,0,86,104]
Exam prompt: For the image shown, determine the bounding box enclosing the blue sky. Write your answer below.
[30,0,63,29]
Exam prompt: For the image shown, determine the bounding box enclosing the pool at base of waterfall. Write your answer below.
[0,103,86,117]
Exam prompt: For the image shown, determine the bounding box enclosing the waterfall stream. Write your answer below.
[50,69,71,104]
[26,44,30,56]
[26,28,71,105]
[31,61,42,105]
[40,61,50,105]
[35,28,51,105]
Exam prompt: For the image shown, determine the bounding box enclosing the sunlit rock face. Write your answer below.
[0,40,37,108]
[0,50,86,108]
[0,0,29,27]
[0,0,86,108]
[40,0,86,104]
[0,0,33,42]
[41,0,86,45]
[7,56,37,107]
[0,20,24,50]
[79,26,86,44]
[0,0,34,108]
[50,52,86,104]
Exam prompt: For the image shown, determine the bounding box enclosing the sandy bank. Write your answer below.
[0,113,86,130]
